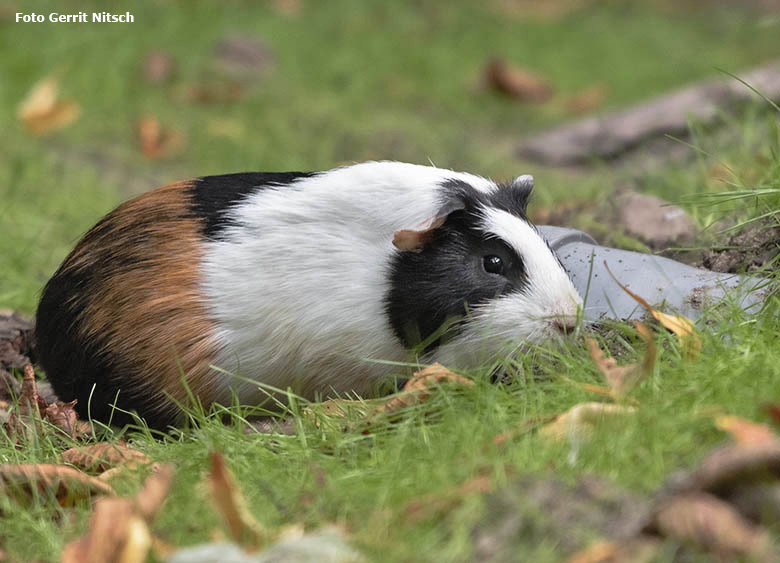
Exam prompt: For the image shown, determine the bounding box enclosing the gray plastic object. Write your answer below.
[537,226,769,322]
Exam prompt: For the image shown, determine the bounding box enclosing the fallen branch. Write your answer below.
[517,61,780,166]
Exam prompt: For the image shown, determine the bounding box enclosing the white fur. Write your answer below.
[199,161,581,404]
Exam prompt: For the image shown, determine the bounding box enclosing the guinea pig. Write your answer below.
[35,161,582,429]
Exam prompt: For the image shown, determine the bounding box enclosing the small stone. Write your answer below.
[617,192,695,249]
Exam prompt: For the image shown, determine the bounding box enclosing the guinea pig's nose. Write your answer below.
[553,317,578,335]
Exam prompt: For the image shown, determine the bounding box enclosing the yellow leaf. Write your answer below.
[17,76,80,135]
[540,402,637,442]
[207,452,267,550]
[588,321,655,398]
[715,415,777,447]
[604,262,701,357]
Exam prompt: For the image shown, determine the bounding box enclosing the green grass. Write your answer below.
[1,1,780,561]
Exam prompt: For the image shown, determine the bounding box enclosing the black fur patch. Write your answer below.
[190,172,313,239]
[35,251,181,430]
[386,179,532,351]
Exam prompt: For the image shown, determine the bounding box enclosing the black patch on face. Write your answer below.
[386,179,533,351]
[190,172,313,239]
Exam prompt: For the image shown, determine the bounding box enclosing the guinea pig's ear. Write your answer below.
[510,175,534,213]
[392,197,466,253]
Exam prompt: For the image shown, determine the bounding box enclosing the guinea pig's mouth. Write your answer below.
[551,315,578,336]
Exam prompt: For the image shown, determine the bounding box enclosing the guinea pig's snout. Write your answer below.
[552,316,578,335]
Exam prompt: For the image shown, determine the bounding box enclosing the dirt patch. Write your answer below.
[471,475,648,560]
[700,223,780,273]
[0,311,36,401]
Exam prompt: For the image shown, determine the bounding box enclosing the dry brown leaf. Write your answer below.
[588,322,655,398]
[61,464,174,563]
[63,442,152,474]
[378,363,474,414]
[5,364,47,440]
[142,51,176,85]
[305,364,472,430]
[61,499,149,563]
[715,415,777,447]
[484,58,553,102]
[567,538,659,563]
[134,464,175,521]
[0,464,114,506]
[17,76,80,135]
[19,363,47,415]
[272,0,302,16]
[540,402,637,442]
[136,115,184,160]
[207,452,267,550]
[97,467,124,482]
[604,262,701,357]
[5,365,91,442]
[45,400,81,438]
[652,493,773,560]
[766,403,780,427]
[566,84,608,115]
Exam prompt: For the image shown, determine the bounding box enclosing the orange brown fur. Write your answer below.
[57,181,221,420]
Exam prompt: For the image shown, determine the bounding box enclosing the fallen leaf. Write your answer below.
[378,362,474,414]
[540,402,637,442]
[588,322,655,398]
[142,51,176,84]
[305,364,472,431]
[4,364,46,440]
[715,415,777,447]
[671,442,780,496]
[651,493,773,560]
[765,403,780,427]
[207,452,268,550]
[4,365,91,442]
[63,442,152,473]
[61,499,149,563]
[567,538,659,563]
[0,464,114,507]
[484,58,553,102]
[17,76,80,135]
[61,464,174,563]
[604,262,701,357]
[271,0,302,16]
[134,464,175,522]
[565,84,608,115]
[44,400,80,438]
[136,115,184,160]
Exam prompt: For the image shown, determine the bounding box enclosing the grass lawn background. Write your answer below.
[1,1,779,560]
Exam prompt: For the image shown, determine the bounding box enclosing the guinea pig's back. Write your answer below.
[36,180,223,428]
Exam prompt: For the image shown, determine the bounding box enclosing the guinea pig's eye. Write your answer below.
[482,255,505,275]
